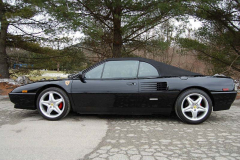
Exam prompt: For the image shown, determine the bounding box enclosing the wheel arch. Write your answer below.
[175,86,215,109]
[34,84,71,109]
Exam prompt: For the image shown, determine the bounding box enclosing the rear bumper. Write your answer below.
[9,93,36,110]
[211,91,237,111]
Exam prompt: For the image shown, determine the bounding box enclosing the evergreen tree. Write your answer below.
[178,0,240,74]
[44,0,186,58]
[0,0,68,78]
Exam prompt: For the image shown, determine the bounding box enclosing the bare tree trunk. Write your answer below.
[57,62,60,72]
[112,0,122,57]
[0,1,9,78]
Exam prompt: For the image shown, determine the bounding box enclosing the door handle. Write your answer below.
[127,82,137,86]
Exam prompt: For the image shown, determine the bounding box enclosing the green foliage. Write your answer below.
[8,45,86,74]
[1,0,88,77]
[43,0,188,58]
[7,35,56,55]
[178,38,207,51]
[3,0,240,78]
[59,47,87,73]
[177,0,240,75]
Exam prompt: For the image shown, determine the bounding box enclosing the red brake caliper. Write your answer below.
[58,102,63,109]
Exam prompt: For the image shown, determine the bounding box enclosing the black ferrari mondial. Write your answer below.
[9,57,237,124]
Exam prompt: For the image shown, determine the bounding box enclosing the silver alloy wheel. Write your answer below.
[181,93,209,121]
[39,91,65,118]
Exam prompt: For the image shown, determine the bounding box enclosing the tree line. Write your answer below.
[0,0,239,78]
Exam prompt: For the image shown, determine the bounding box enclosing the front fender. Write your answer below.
[11,80,72,94]
[9,80,73,110]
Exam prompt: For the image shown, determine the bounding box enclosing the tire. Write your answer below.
[37,87,71,120]
[175,89,212,124]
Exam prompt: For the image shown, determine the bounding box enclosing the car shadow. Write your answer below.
[12,109,228,124]
[65,111,181,123]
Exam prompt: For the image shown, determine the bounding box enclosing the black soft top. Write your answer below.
[105,57,201,77]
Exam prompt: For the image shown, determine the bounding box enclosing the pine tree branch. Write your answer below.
[221,55,240,74]
[76,0,113,30]
[124,35,156,55]
[123,17,170,42]
[197,49,240,72]
[11,24,43,36]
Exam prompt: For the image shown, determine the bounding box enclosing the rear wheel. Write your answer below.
[37,87,71,120]
[175,89,212,124]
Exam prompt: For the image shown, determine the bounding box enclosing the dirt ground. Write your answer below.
[0,82,19,95]
[236,93,240,99]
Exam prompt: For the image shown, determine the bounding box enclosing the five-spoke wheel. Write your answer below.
[175,89,212,124]
[37,87,71,120]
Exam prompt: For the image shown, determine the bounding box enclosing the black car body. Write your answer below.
[9,57,237,124]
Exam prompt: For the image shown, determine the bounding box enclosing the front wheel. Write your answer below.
[175,89,212,124]
[37,87,71,120]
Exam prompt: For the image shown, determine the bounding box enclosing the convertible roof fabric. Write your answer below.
[105,57,202,77]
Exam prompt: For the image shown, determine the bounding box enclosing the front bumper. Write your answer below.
[9,93,36,110]
[211,91,237,111]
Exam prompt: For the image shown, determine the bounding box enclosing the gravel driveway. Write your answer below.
[0,96,239,160]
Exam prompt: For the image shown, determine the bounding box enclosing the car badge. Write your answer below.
[65,81,70,86]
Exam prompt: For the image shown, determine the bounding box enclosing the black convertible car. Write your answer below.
[9,57,237,124]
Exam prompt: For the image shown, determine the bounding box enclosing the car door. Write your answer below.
[71,60,139,114]
[137,61,176,114]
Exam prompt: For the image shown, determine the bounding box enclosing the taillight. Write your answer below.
[222,88,229,91]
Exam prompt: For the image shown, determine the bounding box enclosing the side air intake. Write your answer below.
[140,82,168,92]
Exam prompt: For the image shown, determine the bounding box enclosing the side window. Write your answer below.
[102,61,139,79]
[138,62,159,77]
[85,63,104,79]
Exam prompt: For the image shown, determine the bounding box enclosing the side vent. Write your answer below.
[141,82,168,92]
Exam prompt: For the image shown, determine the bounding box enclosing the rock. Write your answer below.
[22,76,30,84]
[16,76,31,85]
[130,155,141,160]
[214,74,226,77]
[16,76,24,84]
[109,154,128,160]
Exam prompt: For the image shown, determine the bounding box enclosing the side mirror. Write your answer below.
[78,72,86,83]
